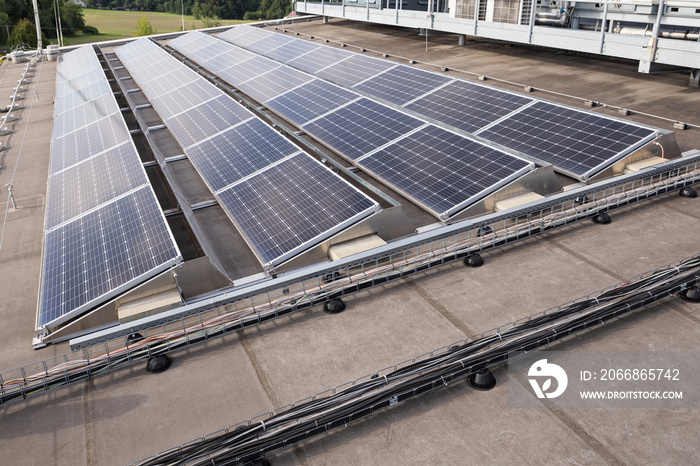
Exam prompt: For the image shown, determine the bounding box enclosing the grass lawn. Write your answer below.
[64,9,253,46]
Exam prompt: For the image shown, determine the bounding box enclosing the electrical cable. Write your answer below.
[1,169,699,405]
[130,255,700,465]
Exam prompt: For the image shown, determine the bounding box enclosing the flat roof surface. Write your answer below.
[1,18,700,465]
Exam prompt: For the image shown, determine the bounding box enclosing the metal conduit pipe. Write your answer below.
[578,24,699,41]
[535,9,569,27]
[616,26,700,41]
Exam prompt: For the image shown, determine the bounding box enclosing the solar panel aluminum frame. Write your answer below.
[568,128,658,182]
[226,27,669,185]
[178,32,537,222]
[482,101,662,182]
[120,38,382,273]
[218,162,380,272]
[359,153,535,221]
[39,44,183,334]
[35,189,183,333]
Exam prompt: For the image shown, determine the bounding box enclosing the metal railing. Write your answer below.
[1,157,699,406]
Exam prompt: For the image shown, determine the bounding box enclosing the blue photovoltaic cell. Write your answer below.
[118,36,379,268]
[266,79,358,125]
[219,25,272,47]
[41,41,182,331]
[216,46,257,65]
[38,187,180,328]
[237,66,313,102]
[479,101,657,178]
[354,65,453,106]
[51,114,131,173]
[151,80,220,119]
[168,32,198,49]
[56,68,106,98]
[166,95,254,147]
[165,95,253,149]
[54,80,112,115]
[53,93,119,136]
[361,126,531,215]
[218,56,280,86]
[317,54,396,87]
[187,118,299,191]
[287,46,353,74]
[218,154,376,265]
[201,54,237,74]
[45,143,148,229]
[302,98,424,160]
[143,67,197,98]
[200,41,231,58]
[266,39,321,63]
[404,80,533,133]
[246,33,295,55]
[216,24,254,43]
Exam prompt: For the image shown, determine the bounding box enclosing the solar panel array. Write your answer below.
[116,38,378,267]
[218,25,658,181]
[41,46,181,330]
[169,31,534,219]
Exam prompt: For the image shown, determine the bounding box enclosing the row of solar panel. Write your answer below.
[218,25,657,181]
[168,31,534,219]
[40,46,181,330]
[116,38,378,267]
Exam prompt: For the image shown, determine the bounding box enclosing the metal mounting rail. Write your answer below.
[1,154,699,406]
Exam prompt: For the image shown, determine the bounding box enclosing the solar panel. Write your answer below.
[317,54,397,88]
[118,37,380,267]
[45,142,148,229]
[203,29,662,185]
[360,126,532,217]
[236,66,313,102]
[266,38,321,63]
[56,68,106,98]
[219,25,273,47]
[286,46,353,74]
[151,80,220,118]
[200,41,232,58]
[217,154,377,267]
[478,101,657,179]
[216,25,255,44]
[168,31,198,48]
[38,186,181,328]
[143,67,197,98]
[53,93,120,136]
[404,80,534,133]
[302,98,424,160]
[54,80,112,116]
[218,56,280,86]
[217,46,257,64]
[166,94,253,146]
[187,118,299,192]
[201,54,237,74]
[42,43,182,332]
[246,33,295,55]
[353,65,453,106]
[266,79,358,125]
[51,114,131,173]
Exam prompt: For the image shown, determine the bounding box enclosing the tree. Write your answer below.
[58,1,86,36]
[0,11,9,44]
[259,0,292,20]
[134,16,156,36]
[200,15,221,28]
[9,18,38,47]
